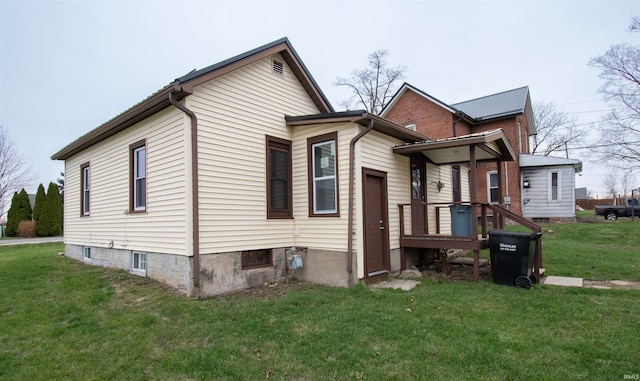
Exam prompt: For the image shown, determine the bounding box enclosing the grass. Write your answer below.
[1,222,640,380]
[476,219,640,281]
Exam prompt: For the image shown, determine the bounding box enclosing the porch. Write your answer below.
[392,129,542,283]
[398,201,543,282]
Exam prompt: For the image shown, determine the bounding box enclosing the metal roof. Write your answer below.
[452,86,530,121]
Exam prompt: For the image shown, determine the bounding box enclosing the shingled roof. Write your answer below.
[52,38,333,160]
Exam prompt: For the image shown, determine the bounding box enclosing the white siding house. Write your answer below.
[520,154,582,221]
[52,38,432,296]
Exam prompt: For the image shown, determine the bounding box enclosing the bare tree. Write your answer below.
[588,18,640,170]
[629,16,640,31]
[334,49,406,115]
[620,169,637,197]
[530,101,586,156]
[0,124,33,217]
[603,170,619,201]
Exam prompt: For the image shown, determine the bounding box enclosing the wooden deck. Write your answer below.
[398,202,543,282]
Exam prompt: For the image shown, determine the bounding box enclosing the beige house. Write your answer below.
[52,38,524,296]
[51,38,427,296]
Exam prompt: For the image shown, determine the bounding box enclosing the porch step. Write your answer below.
[449,257,489,267]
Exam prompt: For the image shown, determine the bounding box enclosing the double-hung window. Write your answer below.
[81,162,90,216]
[549,171,560,202]
[266,136,292,219]
[487,171,499,203]
[130,140,146,212]
[308,132,338,216]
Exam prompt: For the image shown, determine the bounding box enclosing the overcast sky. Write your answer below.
[1,0,638,198]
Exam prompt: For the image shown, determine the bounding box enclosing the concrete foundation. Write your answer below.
[290,248,351,288]
[64,244,355,296]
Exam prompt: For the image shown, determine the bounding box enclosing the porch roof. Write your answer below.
[392,129,516,164]
[285,110,428,143]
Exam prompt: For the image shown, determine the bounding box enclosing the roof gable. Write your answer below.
[382,83,535,132]
[52,38,333,160]
[380,82,458,117]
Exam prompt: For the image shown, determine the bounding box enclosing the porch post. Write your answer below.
[497,160,504,227]
[470,144,480,281]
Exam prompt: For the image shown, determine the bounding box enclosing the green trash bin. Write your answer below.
[450,204,472,236]
[488,229,541,289]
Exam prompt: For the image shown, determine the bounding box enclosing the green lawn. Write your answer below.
[1,222,639,380]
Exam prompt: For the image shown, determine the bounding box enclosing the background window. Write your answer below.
[550,171,560,201]
[452,165,461,202]
[488,171,499,203]
[266,136,292,218]
[308,132,338,216]
[81,163,90,216]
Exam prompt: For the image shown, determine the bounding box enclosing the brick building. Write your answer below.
[381,83,535,215]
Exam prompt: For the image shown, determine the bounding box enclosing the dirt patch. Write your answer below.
[421,263,493,283]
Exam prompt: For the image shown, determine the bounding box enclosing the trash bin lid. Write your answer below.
[488,229,540,240]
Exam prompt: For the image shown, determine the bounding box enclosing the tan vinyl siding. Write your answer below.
[291,123,354,251]
[426,164,453,234]
[191,54,320,253]
[461,164,470,201]
[359,130,410,250]
[63,107,189,255]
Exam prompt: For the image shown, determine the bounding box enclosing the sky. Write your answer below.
[1,0,638,199]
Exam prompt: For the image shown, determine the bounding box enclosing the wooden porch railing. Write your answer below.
[398,202,543,282]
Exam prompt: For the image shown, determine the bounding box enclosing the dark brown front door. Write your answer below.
[363,169,390,279]
[410,156,427,235]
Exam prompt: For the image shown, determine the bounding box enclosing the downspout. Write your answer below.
[347,118,375,278]
[169,85,201,291]
[452,111,463,137]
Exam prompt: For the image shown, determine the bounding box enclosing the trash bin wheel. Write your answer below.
[529,273,539,284]
[515,275,532,290]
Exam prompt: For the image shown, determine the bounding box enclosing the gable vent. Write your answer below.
[272,59,284,76]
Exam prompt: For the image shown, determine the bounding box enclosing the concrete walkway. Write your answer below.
[372,274,639,291]
[541,276,583,287]
[370,279,420,291]
[0,237,63,246]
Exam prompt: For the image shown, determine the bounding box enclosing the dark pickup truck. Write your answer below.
[594,199,640,220]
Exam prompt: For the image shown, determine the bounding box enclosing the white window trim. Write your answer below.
[82,166,90,216]
[312,140,337,214]
[548,170,561,202]
[132,251,147,275]
[82,247,91,262]
[487,171,499,204]
[133,146,146,211]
